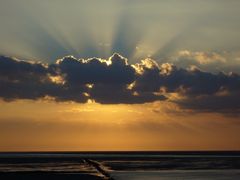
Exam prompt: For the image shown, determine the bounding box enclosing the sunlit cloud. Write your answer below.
[165,50,240,73]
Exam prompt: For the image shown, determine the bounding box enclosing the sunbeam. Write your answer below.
[1,0,240,62]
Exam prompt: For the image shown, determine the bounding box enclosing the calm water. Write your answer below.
[0,152,240,179]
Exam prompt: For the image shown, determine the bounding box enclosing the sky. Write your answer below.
[0,0,240,151]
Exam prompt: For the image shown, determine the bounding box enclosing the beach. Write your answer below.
[0,152,240,179]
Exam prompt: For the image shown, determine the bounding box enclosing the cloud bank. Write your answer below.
[0,54,240,114]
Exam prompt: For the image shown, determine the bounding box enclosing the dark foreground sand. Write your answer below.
[110,170,240,180]
[0,172,103,180]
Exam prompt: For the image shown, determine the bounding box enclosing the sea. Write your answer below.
[0,151,240,180]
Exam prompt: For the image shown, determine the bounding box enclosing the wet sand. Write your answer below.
[0,151,240,180]
[110,170,240,180]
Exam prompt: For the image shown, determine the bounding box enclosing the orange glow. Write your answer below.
[0,100,240,151]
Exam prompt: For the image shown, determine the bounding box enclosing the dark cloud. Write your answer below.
[0,54,240,114]
[56,53,135,84]
[55,53,165,104]
[0,54,165,104]
[176,93,240,114]
[90,84,166,104]
[133,60,240,96]
[132,60,240,113]
[0,56,59,101]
